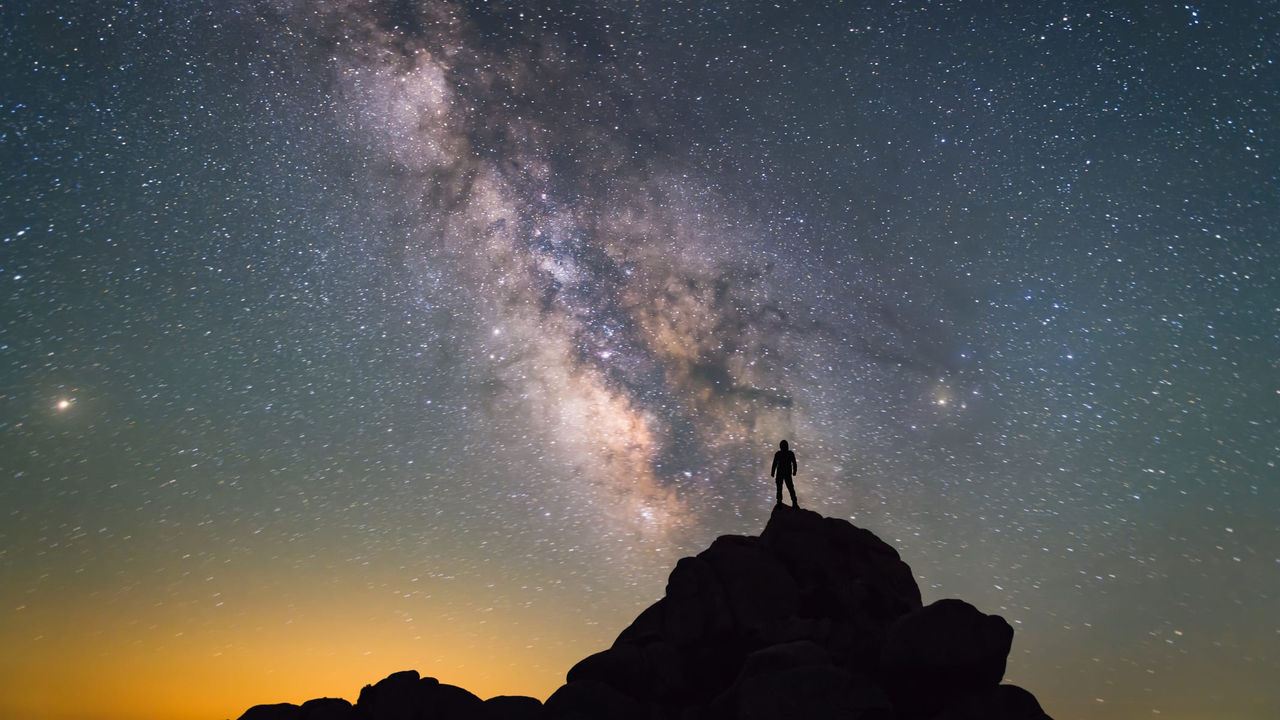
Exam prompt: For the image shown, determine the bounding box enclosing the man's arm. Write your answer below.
[770,453,778,477]
[791,453,798,475]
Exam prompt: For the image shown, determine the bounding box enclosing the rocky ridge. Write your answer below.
[238,504,1052,719]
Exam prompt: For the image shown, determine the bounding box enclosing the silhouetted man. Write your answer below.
[770,440,799,507]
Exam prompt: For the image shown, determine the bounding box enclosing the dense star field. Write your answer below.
[2,2,1277,719]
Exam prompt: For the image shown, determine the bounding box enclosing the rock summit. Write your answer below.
[238,505,1052,719]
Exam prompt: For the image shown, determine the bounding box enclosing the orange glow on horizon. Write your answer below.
[0,581,616,720]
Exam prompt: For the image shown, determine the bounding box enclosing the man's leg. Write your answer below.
[775,478,783,504]
[785,476,799,507]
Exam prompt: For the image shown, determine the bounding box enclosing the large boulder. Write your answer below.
[662,555,735,644]
[479,695,543,720]
[239,704,302,720]
[432,684,486,719]
[238,699,354,720]
[299,698,355,720]
[881,598,1015,717]
[565,642,654,699]
[547,504,932,716]
[354,671,428,720]
[542,679,644,720]
[353,671,483,720]
[761,506,921,627]
[710,641,893,720]
[299,696,355,717]
[698,534,800,632]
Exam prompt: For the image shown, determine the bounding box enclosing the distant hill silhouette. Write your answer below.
[237,504,1053,719]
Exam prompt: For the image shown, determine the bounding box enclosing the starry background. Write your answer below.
[2,2,1277,719]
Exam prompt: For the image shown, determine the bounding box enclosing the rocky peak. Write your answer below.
[237,505,1052,720]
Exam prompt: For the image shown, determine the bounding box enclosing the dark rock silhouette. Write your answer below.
[238,697,352,720]
[238,703,304,720]
[480,695,545,720]
[355,671,486,719]
[881,598,1015,717]
[235,505,1052,720]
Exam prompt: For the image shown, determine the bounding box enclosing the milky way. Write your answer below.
[300,0,934,545]
[2,3,1277,719]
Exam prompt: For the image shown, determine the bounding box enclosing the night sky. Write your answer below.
[2,2,1277,719]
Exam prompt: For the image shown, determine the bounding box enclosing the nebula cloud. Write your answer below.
[276,2,785,537]
[263,0,950,549]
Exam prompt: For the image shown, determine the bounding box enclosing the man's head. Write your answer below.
[779,440,789,450]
